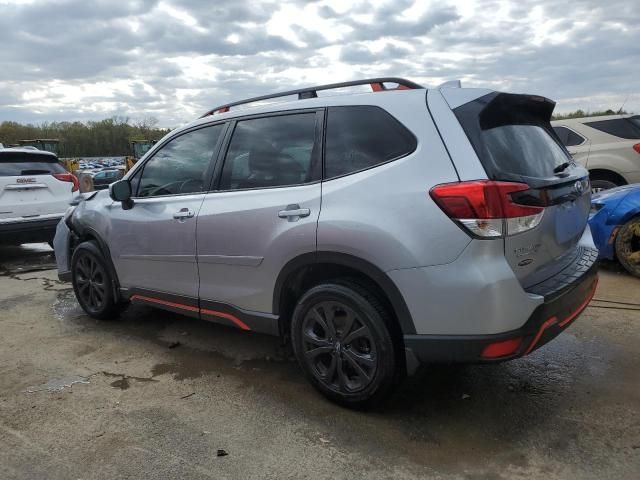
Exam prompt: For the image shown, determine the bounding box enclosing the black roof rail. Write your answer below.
[199,77,424,118]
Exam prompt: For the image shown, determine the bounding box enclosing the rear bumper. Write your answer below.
[404,261,598,370]
[0,216,62,244]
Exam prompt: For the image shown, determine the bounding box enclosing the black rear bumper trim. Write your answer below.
[0,217,62,244]
[404,262,598,368]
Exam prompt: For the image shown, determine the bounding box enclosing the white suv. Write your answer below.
[551,114,640,191]
[0,148,78,245]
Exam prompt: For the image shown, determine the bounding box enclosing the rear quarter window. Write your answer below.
[324,106,416,179]
[584,118,640,139]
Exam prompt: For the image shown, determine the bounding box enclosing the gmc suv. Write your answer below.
[1,148,78,245]
[54,78,598,406]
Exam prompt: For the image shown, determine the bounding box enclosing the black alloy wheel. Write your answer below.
[71,240,123,319]
[301,300,378,393]
[74,252,108,312]
[291,281,399,407]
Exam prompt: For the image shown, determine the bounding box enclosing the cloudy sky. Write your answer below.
[1,0,638,127]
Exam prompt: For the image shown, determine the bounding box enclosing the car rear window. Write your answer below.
[455,93,571,180]
[0,152,65,176]
[584,117,640,139]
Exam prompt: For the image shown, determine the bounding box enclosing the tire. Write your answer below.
[615,217,640,278]
[71,240,123,319]
[290,280,399,408]
[590,178,619,193]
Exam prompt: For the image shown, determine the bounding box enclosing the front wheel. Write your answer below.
[615,217,640,277]
[290,281,399,407]
[71,241,123,319]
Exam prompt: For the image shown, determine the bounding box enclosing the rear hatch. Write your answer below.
[452,93,591,288]
[0,150,75,221]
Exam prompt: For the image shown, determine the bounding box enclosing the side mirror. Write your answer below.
[109,180,134,210]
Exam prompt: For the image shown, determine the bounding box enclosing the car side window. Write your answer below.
[136,124,224,197]
[584,118,640,140]
[218,113,320,190]
[324,106,416,179]
[553,126,584,147]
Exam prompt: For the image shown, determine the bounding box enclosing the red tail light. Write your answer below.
[53,173,79,192]
[633,143,640,154]
[430,180,544,238]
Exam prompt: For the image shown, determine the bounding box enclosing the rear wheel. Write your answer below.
[71,241,123,319]
[615,217,640,278]
[590,171,624,193]
[291,281,399,407]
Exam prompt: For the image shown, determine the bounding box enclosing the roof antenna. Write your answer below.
[617,94,629,114]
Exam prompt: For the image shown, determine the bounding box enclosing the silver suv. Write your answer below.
[54,78,598,406]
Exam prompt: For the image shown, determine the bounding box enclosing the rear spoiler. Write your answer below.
[477,93,556,130]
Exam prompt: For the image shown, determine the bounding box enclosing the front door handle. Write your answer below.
[173,208,195,220]
[278,204,311,221]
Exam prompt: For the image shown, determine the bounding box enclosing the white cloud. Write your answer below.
[0,0,638,126]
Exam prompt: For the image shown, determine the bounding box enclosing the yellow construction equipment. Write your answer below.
[125,140,156,172]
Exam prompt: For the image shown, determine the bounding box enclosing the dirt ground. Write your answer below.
[0,244,639,479]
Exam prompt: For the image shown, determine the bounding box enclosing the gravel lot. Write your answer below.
[1,244,639,479]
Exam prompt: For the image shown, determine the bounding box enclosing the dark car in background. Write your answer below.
[92,169,123,190]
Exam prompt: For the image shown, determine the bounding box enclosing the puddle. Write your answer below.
[26,375,90,393]
[101,371,157,390]
[53,290,84,322]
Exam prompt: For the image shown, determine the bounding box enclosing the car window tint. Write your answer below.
[0,152,65,176]
[324,106,416,179]
[553,126,584,147]
[219,113,319,190]
[137,124,224,197]
[584,118,640,139]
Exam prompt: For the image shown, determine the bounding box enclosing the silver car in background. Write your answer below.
[54,78,598,406]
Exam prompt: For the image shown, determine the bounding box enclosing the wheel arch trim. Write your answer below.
[272,251,417,335]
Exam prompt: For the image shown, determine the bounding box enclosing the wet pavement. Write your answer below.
[0,244,639,479]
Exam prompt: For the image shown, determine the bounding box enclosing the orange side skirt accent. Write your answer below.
[131,295,251,331]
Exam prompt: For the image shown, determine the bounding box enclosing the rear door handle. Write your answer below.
[173,208,195,220]
[278,204,311,220]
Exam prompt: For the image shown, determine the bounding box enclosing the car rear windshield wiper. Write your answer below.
[553,162,572,174]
